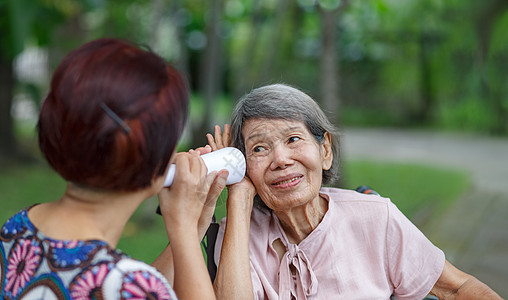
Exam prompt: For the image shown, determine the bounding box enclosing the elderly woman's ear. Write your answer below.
[321,132,334,171]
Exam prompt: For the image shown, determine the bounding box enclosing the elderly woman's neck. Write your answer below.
[275,195,329,245]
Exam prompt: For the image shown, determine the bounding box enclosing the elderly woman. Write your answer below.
[208,84,501,299]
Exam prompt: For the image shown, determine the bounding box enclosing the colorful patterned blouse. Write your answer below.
[0,207,177,299]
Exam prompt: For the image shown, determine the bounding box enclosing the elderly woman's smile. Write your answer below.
[271,174,303,187]
[242,118,333,213]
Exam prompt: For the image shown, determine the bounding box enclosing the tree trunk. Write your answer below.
[415,31,434,124]
[319,7,340,123]
[191,0,224,148]
[474,0,508,134]
[317,0,350,125]
[232,0,263,99]
[0,56,16,161]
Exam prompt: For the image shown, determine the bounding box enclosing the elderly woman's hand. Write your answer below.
[206,124,231,150]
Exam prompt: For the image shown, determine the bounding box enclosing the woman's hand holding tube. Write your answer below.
[158,146,227,240]
[159,150,211,237]
[157,149,226,300]
[192,144,229,239]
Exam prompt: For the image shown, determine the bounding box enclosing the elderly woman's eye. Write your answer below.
[288,136,300,143]
[253,145,265,152]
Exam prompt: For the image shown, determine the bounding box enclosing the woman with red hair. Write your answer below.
[0,38,225,299]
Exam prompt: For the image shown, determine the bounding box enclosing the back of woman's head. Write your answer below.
[38,38,188,191]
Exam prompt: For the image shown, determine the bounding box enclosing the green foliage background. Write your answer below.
[3,0,508,136]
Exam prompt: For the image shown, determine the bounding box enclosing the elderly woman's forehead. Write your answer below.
[242,118,309,137]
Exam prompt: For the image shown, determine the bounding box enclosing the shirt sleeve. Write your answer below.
[386,200,445,300]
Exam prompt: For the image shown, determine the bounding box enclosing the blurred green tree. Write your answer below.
[0,0,99,161]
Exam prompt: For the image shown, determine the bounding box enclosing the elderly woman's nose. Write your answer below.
[269,144,293,169]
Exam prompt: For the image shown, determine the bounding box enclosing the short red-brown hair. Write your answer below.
[38,38,188,191]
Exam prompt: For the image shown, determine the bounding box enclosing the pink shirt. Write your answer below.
[215,188,445,299]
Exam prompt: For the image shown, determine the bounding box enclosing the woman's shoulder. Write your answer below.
[0,206,36,241]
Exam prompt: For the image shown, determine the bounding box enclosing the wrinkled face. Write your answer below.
[242,118,333,212]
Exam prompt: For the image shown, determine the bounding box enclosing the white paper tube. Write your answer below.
[163,147,246,187]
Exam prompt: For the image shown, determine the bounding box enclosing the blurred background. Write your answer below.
[1,0,508,292]
[2,0,508,156]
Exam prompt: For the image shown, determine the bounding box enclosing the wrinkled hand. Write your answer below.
[206,124,231,150]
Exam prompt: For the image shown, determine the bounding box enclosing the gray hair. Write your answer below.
[230,83,340,185]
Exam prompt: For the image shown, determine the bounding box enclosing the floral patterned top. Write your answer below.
[0,207,177,299]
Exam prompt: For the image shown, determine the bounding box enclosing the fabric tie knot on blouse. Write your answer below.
[278,243,318,300]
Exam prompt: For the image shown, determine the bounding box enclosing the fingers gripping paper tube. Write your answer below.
[163,147,246,187]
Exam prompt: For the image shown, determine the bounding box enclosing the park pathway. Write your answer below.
[341,127,508,297]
